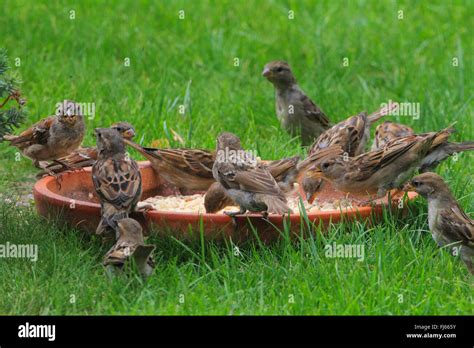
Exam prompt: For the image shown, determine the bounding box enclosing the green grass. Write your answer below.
[0,0,473,315]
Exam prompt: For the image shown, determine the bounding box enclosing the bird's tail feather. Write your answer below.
[444,141,474,154]
[263,196,292,215]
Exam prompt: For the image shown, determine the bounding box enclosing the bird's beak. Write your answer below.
[123,129,136,139]
[403,182,415,192]
[262,67,271,77]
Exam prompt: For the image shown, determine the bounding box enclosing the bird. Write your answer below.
[263,155,301,193]
[124,139,216,193]
[3,100,85,170]
[301,103,398,202]
[308,103,398,156]
[212,132,291,217]
[371,121,415,150]
[92,128,142,239]
[36,121,136,177]
[262,60,331,146]
[403,173,473,275]
[103,218,155,278]
[204,181,235,213]
[204,155,303,213]
[373,125,473,172]
[417,133,474,173]
[304,127,453,201]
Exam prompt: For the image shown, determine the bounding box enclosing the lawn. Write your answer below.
[0,0,472,315]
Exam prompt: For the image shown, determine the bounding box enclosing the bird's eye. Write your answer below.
[412,180,420,186]
[276,67,284,72]
[322,162,330,169]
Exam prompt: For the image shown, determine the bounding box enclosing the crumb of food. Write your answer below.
[138,194,353,215]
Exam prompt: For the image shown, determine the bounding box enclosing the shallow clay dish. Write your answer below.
[33,161,417,243]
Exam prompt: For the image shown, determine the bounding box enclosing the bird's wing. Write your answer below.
[300,93,331,128]
[215,161,283,196]
[233,165,284,196]
[103,240,137,266]
[156,148,215,178]
[92,157,142,209]
[308,113,367,156]
[125,139,215,179]
[347,136,420,181]
[439,205,474,246]
[265,156,300,180]
[5,116,55,148]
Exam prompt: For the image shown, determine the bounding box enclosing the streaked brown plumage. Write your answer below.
[403,173,473,274]
[204,156,301,213]
[262,60,331,146]
[305,127,453,199]
[301,103,399,202]
[372,121,415,150]
[3,100,85,169]
[103,218,155,278]
[92,128,142,238]
[212,132,291,216]
[37,122,136,177]
[124,139,215,192]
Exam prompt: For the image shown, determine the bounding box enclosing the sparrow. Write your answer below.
[376,126,473,172]
[124,139,215,193]
[92,128,142,239]
[37,121,136,177]
[305,127,453,200]
[3,100,85,169]
[204,181,235,213]
[371,121,415,150]
[403,173,473,275]
[308,103,398,156]
[262,60,331,146]
[204,155,302,213]
[417,134,474,173]
[302,103,399,202]
[212,132,291,217]
[103,218,155,278]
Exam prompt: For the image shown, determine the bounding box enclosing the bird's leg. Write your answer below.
[225,207,246,227]
[224,207,246,218]
[261,211,269,219]
[33,160,42,170]
[53,159,74,171]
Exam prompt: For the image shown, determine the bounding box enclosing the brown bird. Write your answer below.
[37,121,136,177]
[301,103,398,201]
[204,181,235,213]
[403,173,473,275]
[305,127,453,200]
[124,139,215,193]
[373,122,473,171]
[3,100,85,169]
[371,121,415,150]
[204,156,301,213]
[374,125,473,172]
[103,218,155,278]
[92,128,142,239]
[262,60,331,146]
[212,132,291,216]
